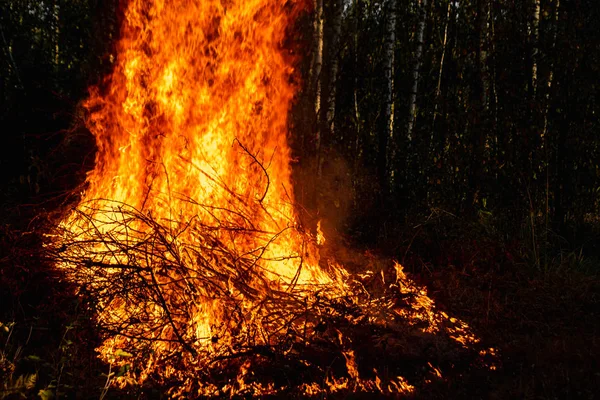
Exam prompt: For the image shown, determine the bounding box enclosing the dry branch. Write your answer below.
[45,166,496,396]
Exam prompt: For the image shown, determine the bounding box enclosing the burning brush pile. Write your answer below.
[46,0,496,397]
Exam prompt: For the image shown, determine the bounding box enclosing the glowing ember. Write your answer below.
[49,0,497,396]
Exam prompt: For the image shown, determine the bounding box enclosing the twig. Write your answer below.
[234,138,270,203]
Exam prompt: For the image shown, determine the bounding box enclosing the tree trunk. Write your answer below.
[478,0,490,113]
[53,0,61,74]
[466,0,490,212]
[431,0,452,147]
[407,0,427,143]
[297,0,324,221]
[311,0,324,175]
[311,0,342,179]
[325,0,343,140]
[531,0,541,98]
[542,0,560,142]
[317,0,343,179]
[490,1,499,154]
[353,0,362,175]
[382,0,397,187]
[543,0,560,233]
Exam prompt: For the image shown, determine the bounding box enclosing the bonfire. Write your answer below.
[47,0,496,396]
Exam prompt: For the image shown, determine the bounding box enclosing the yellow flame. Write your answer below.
[52,0,497,395]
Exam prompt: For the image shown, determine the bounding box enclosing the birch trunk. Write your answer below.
[53,0,60,72]
[543,0,560,232]
[383,0,397,183]
[467,0,490,212]
[353,0,362,173]
[490,1,499,140]
[311,0,324,165]
[478,0,490,113]
[542,0,560,141]
[531,0,541,97]
[431,0,452,144]
[317,0,343,177]
[407,0,427,143]
[325,0,343,135]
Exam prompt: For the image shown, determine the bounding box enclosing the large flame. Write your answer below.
[52,0,496,396]
[81,0,326,284]
[58,0,342,386]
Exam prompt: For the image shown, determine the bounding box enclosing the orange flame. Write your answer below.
[52,0,497,395]
[58,0,338,383]
[80,0,323,282]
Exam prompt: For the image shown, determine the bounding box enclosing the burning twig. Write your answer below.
[234,138,271,204]
[47,196,497,397]
[45,0,498,395]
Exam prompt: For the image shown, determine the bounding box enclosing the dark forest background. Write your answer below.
[291,0,600,266]
[2,0,600,264]
[0,0,599,398]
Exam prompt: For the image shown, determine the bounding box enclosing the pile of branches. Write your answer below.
[45,200,496,397]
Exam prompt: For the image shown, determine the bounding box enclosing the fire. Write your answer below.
[49,0,497,396]
[80,0,326,284]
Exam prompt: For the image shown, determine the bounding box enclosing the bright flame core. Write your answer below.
[82,0,322,283]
